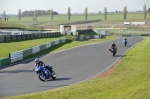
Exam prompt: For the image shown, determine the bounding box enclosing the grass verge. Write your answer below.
[2,37,150,99]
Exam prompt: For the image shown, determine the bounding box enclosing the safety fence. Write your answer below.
[0,32,60,42]
[119,34,150,37]
[0,29,93,42]
[0,38,68,67]
[77,29,93,34]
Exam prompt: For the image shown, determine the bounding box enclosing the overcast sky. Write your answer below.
[0,0,150,14]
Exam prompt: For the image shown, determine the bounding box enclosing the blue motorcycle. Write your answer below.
[124,41,127,46]
[34,64,57,81]
[123,38,127,46]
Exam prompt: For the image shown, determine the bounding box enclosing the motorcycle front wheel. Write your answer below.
[125,42,127,46]
[51,70,57,80]
[39,72,46,81]
[113,51,116,56]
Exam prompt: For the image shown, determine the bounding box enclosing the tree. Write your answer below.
[84,7,88,20]
[50,9,53,21]
[67,7,71,21]
[148,8,150,12]
[104,7,107,20]
[34,9,37,21]
[41,10,45,15]
[98,11,101,14]
[18,9,21,21]
[115,10,118,13]
[3,10,6,21]
[123,6,127,20]
[143,4,147,19]
[29,10,34,16]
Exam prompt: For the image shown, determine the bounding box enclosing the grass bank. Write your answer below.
[2,37,150,99]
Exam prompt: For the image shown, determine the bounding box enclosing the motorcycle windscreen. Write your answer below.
[34,66,41,72]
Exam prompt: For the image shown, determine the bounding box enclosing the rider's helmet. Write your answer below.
[124,37,126,39]
[112,42,115,45]
[35,58,39,63]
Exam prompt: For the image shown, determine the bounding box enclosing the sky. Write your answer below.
[0,0,150,14]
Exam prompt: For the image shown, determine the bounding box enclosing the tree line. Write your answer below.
[1,4,149,21]
[21,10,58,17]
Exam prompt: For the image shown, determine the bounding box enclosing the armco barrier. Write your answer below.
[141,34,149,36]
[0,57,10,67]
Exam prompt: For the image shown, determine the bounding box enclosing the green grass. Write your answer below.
[2,37,150,99]
[1,12,150,26]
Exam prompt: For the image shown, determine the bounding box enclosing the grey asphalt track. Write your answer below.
[0,36,143,98]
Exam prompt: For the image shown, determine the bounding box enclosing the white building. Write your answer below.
[124,22,131,25]
[132,22,146,25]
[60,25,77,35]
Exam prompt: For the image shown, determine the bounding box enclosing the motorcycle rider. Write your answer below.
[109,42,117,52]
[34,58,52,73]
[123,37,127,43]
[35,57,45,67]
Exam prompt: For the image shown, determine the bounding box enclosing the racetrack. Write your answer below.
[0,36,143,98]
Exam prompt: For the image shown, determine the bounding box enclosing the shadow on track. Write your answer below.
[47,77,72,82]
[0,70,34,73]
[114,55,127,57]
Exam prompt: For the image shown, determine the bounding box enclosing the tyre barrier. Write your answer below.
[73,35,102,41]
[0,38,69,66]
